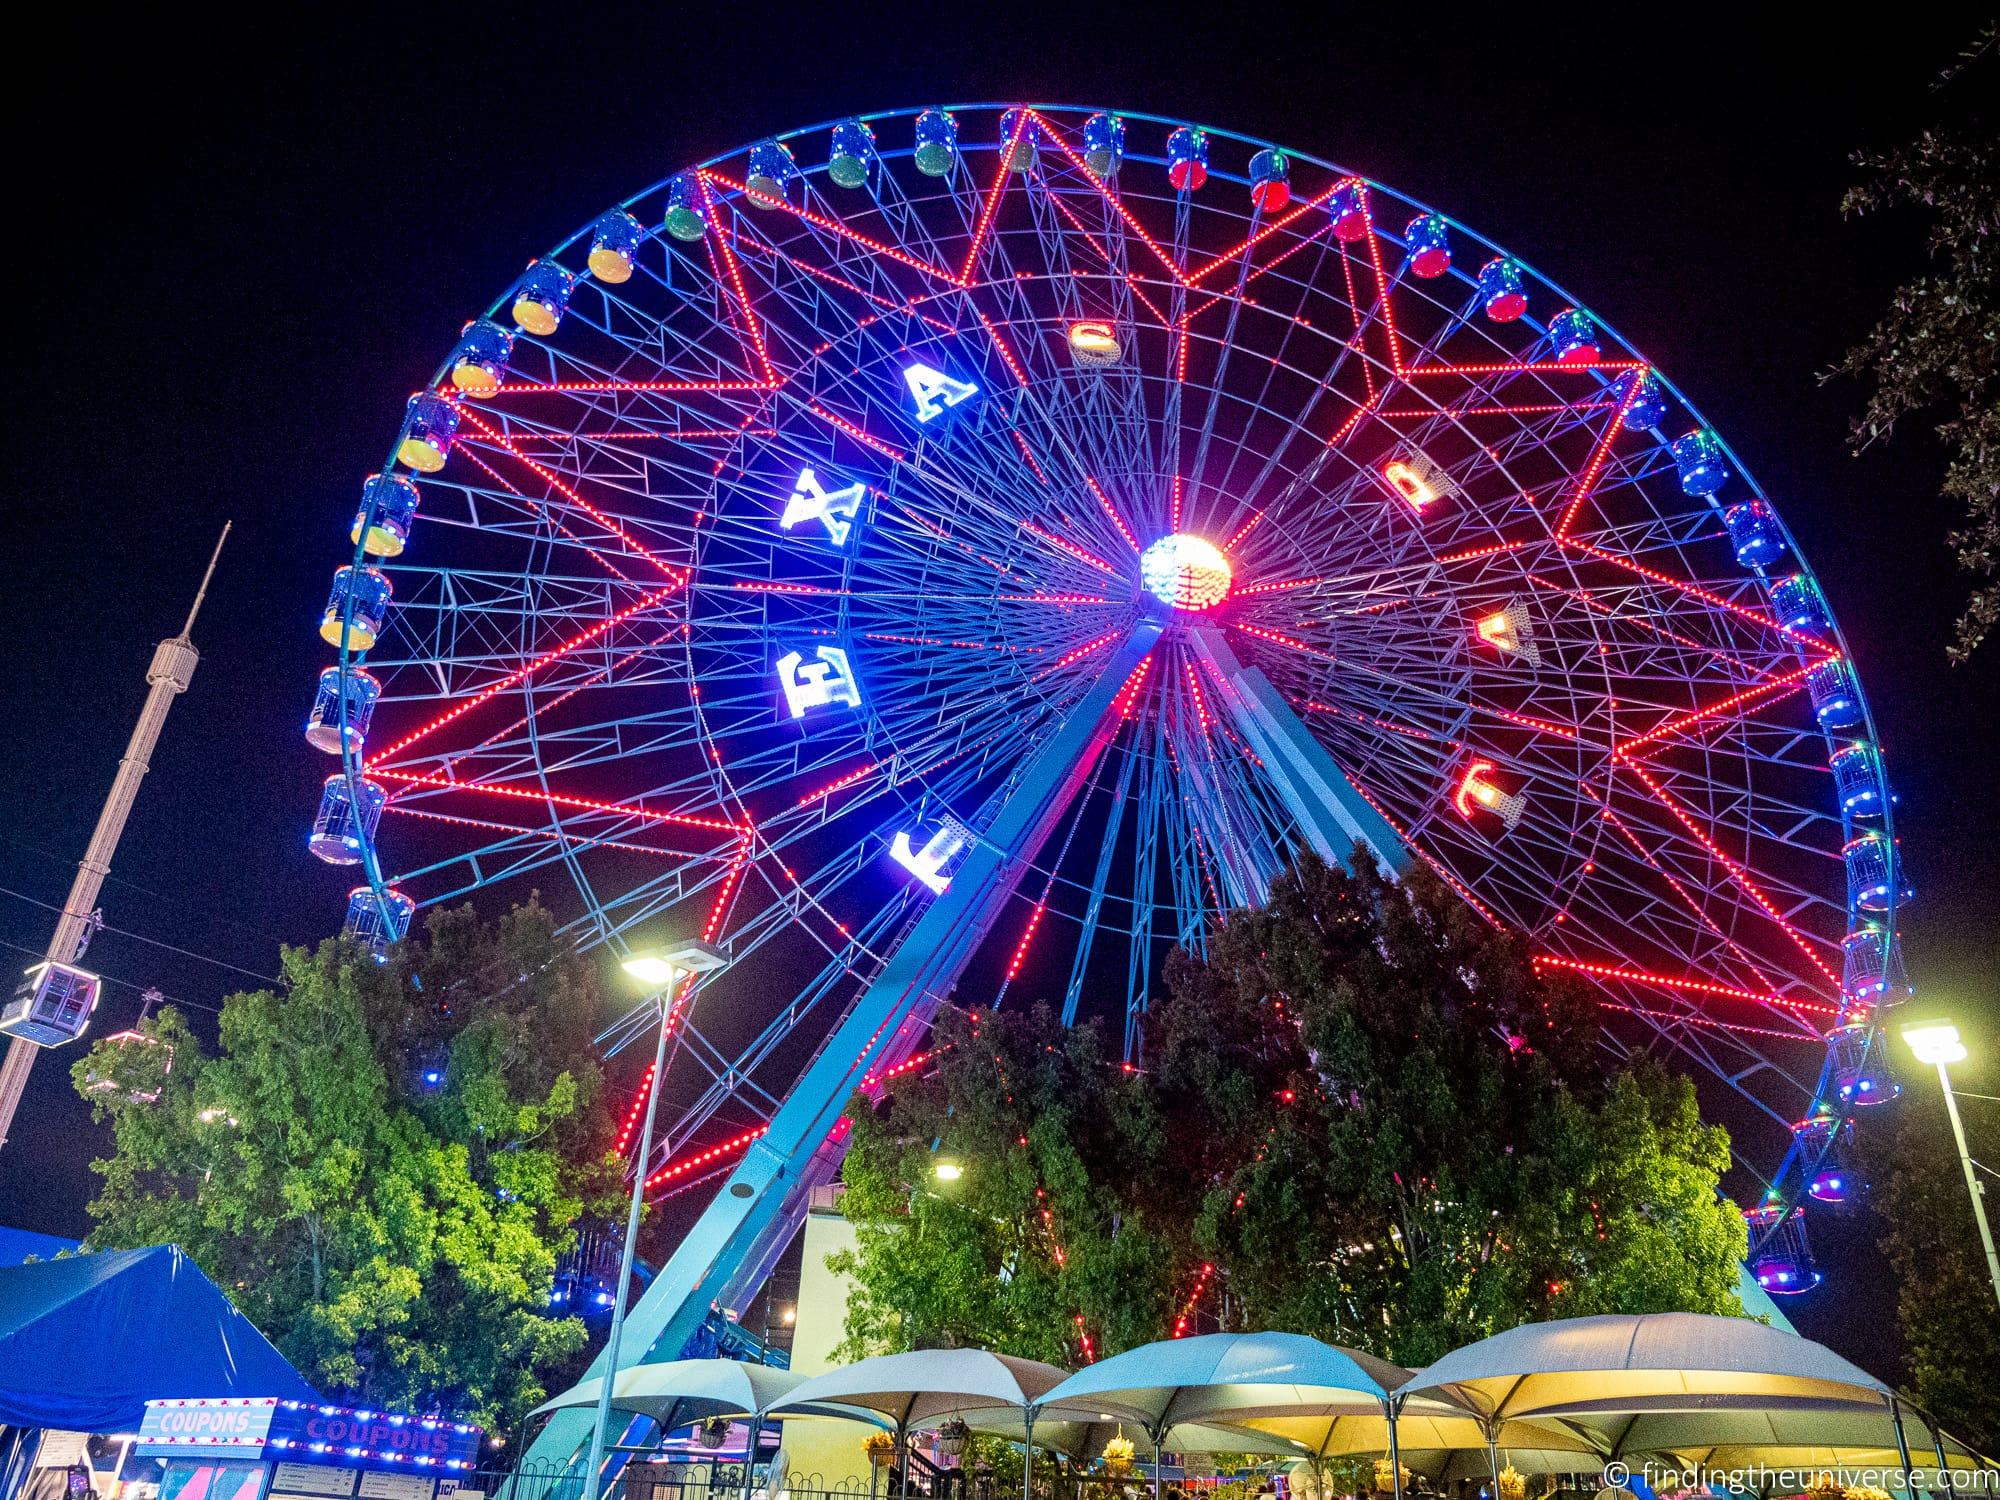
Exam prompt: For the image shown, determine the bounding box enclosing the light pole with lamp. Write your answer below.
[1901,1020,2000,1310]
[581,939,729,1500]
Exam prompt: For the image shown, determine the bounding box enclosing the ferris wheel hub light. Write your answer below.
[1140,534,1232,611]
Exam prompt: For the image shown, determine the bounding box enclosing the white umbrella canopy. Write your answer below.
[1240,1412,1601,1467]
[765,1349,1071,1432]
[530,1357,882,1429]
[1402,1313,1896,1428]
[1040,1332,1412,1432]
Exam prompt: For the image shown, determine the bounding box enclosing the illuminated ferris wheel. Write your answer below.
[307,106,1908,1343]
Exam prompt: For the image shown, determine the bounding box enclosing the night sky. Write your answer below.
[3,4,1995,1381]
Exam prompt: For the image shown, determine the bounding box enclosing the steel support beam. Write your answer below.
[523,620,1161,1478]
[1189,625,1412,878]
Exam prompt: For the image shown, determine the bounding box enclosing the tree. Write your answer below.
[1862,1089,2000,1453]
[834,855,1746,1367]
[72,900,623,1427]
[1829,24,1997,662]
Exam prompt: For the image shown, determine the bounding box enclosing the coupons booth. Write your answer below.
[135,1400,481,1500]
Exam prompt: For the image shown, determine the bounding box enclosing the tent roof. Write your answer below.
[1402,1313,1891,1425]
[1041,1333,1409,1429]
[0,1245,315,1431]
[530,1358,879,1427]
[767,1350,1069,1429]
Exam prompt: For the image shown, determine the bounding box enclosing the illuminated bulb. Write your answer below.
[1140,534,1233,611]
[1068,320,1122,366]
[1474,601,1540,664]
[1383,460,1436,511]
[1453,760,1525,830]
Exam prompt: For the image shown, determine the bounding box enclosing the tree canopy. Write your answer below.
[1831,23,1997,662]
[835,855,1745,1366]
[72,900,623,1427]
[1863,1089,2000,1452]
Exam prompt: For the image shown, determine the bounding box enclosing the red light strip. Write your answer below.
[1616,758,1842,989]
[1379,401,1620,420]
[1084,477,1142,555]
[959,112,1032,284]
[704,171,959,284]
[1172,1262,1215,1337]
[974,308,1031,388]
[1595,799,1788,994]
[1115,655,1155,719]
[1003,901,1049,984]
[1555,537,1795,639]
[730,580,850,597]
[381,802,688,860]
[1613,657,1823,757]
[1553,369,1649,538]
[371,767,746,836]
[701,839,752,944]
[1402,360,1645,378]
[495,428,774,443]
[794,760,881,807]
[1535,954,1836,1019]
[1231,620,1339,663]
[1353,187,1408,379]
[1185,182,1347,285]
[1010,426,1050,485]
[645,1124,769,1191]
[804,402,906,461]
[1032,629,1121,678]
[457,407,689,584]
[1023,110,1191,289]
[695,174,778,385]
[1597,1000,1820,1045]
[486,379,776,395]
[615,1062,656,1156]
[1020,520,1122,578]
[1336,237,1376,406]
[456,444,633,583]
[369,584,681,764]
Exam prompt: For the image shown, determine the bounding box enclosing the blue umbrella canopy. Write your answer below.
[1040,1332,1411,1433]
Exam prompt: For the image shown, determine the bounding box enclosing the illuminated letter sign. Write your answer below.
[891,820,969,894]
[780,467,865,547]
[903,362,979,422]
[777,647,862,718]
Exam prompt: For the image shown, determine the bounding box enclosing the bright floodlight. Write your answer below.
[1903,1020,1968,1066]
[622,939,728,988]
[932,1159,964,1182]
[1140,534,1232,611]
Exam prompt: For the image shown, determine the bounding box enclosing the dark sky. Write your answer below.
[2,3,1995,1380]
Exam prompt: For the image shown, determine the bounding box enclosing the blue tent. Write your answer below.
[0,1245,315,1431]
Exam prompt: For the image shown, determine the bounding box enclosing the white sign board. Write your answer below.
[272,1467,358,1497]
[358,1474,435,1500]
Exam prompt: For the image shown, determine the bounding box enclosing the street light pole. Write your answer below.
[1902,1021,2000,1312]
[1935,1058,2000,1311]
[582,941,727,1500]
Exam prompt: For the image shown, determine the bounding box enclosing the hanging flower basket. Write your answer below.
[864,1433,898,1470]
[937,1420,971,1458]
[1373,1458,1411,1494]
[1497,1465,1527,1500]
[1803,1475,1841,1500]
[698,1419,730,1451]
[1102,1436,1137,1477]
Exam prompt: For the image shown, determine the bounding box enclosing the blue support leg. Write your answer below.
[1189,625,1412,877]
[522,621,1162,1480]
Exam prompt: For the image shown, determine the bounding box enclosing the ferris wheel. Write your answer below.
[307,105,1909,1369]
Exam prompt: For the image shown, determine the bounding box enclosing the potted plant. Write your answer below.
[864,1433,898,1470]
[937,1420,971,1458]
[1497,1466,1527,1500]
[1373,1458,1411,1495]
[698,1418,730,1450]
